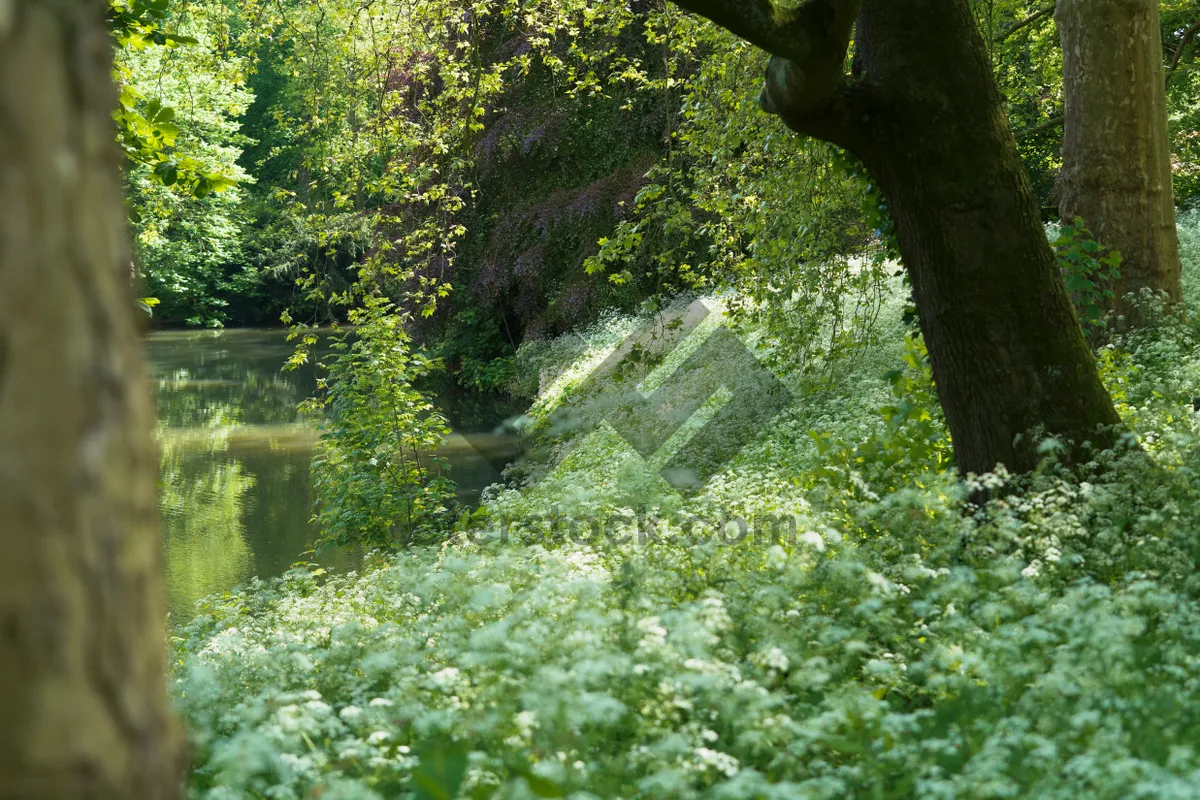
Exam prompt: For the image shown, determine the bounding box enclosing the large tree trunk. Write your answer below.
[1057,0,1183,323]
[845,1,1121,474]
[675,0,1121,476]
[0,2,184,797]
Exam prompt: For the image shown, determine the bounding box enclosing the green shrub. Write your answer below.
[1175,208,1200,321]
[304,297,456,551]
[1052,217,1123,332]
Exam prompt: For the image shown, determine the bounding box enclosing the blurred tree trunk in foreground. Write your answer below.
[0,1,183,797]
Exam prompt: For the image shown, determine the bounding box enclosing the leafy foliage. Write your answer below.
[210,0,886,388]
[174,278,1200,799]
[1053,217,1123,330]
[109,0,238,199]
[811,335,953,498]
[302,298,456,552]
[581,10,880,375]
[1176,208,1200,316]
[115,0,258,326]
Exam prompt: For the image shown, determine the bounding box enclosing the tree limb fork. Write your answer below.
[671,0,862,125]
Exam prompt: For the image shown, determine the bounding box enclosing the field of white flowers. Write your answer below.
[174,267,1200,798]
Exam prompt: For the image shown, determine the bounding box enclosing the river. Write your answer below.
[146,328,524,616]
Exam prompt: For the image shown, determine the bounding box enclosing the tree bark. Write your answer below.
[674,0,1122,476]
[0,2,184,798]
[1057,0,1183,322]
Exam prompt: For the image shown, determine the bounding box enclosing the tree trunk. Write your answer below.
[845,0,1121,475]
[675,0,1122,476]
[1057,0,1183,323]
[0,2,184,798]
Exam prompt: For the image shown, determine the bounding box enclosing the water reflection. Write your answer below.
[148,329,348,616]
[158,450,255,611]
[146,328,524,618]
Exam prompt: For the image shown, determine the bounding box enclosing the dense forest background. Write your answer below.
[126,0,1200,390]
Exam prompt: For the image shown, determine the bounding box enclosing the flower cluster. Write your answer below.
[176,284,1200,799]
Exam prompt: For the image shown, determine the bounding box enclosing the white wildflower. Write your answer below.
[515,710,538,739]
[696,747,740,777]
[800,531,826,552]
[431,666,461,688]
[763,647,789,673]
[304,699,331,717]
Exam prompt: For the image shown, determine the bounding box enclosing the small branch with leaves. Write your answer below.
[108,0,238,199]
[995,5,1055,43]
[1168,18,1200,81]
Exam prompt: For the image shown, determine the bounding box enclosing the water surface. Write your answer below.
[146,328,522,616]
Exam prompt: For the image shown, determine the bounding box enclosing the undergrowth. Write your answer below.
[173,273,1200,799]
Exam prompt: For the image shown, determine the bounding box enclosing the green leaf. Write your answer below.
[118,86,140,110]
[154,121,180,143]
[522,772,563,797]
[153,159,179,186]
[204,172,237,193]
[410,741,469,800]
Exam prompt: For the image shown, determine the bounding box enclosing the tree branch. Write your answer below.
[1168,18,1200,79]
[671,0,861,119]
[760,68,864,152]
[996,5,1055,43]
[669,0,817,63]
[1015,114,1063,140]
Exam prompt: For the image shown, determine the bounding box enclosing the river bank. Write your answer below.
[147,327,524,615]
